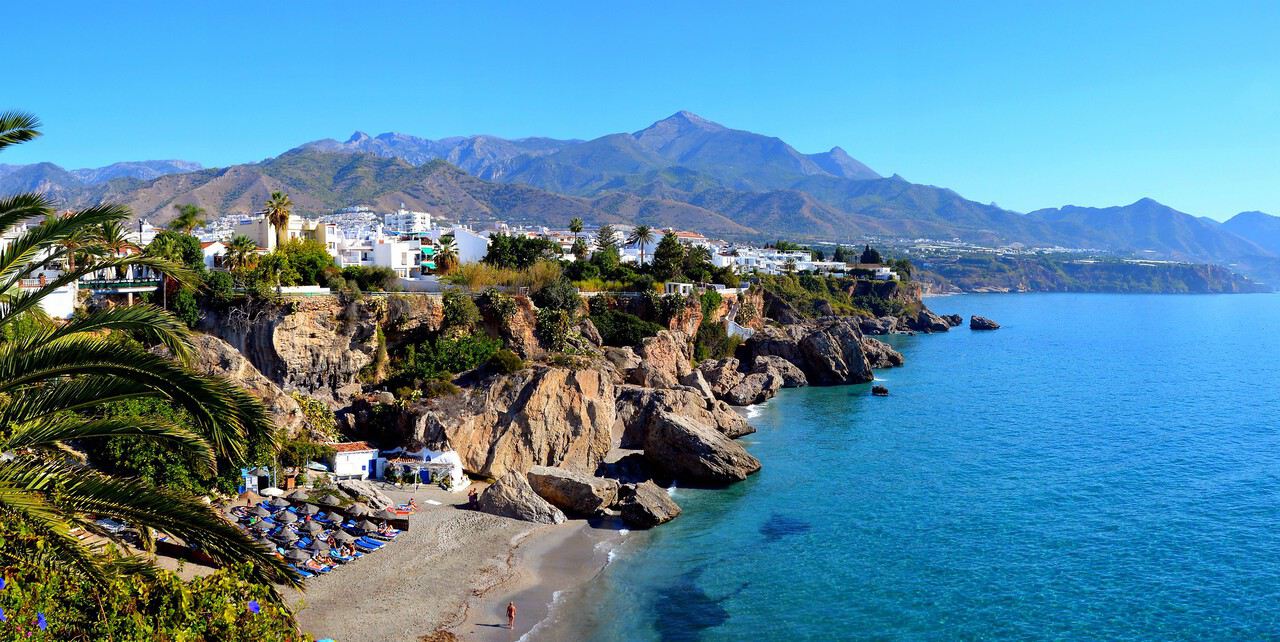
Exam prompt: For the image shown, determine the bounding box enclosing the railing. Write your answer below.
[79,278,161,290]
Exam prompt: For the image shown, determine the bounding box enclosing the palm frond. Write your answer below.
[0,192,54,237]
[0,110,41,152]
[4,415,216,471]
[37,303,194,362]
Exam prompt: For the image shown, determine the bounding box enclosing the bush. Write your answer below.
[532,277,580,313]
[477,288,517,322]
[488,349,526,373]
[535,308,573,352]
[694,319,742,362]
[280,438,337,469]
[341,265,399,292]
[423,379,461,398]
[279,239,338,286]
[590,308,663,347]
[442,290,480,335]
[171,288,201,328]
[398,335,502,383]
[204,269,235,306]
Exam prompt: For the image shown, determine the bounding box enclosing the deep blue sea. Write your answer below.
[538,293,1280,641]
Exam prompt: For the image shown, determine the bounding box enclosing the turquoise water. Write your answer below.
[541,293,1280,641]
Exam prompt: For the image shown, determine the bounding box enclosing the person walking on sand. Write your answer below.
[507,601,517,630]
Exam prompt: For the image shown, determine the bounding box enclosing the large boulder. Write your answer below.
[628,330,693,389]
[643,410,761,485]
[970,315,1001,330]
[697,358,744,398]
[526,466,619,517]
[190,333,309,436]
[335,479,394,510]
[723,371,782,406]
[615,386,754,447]
[410,366,616,478]
[899,308,951,333]
[476,471,567,524]
[861,337,905,369]
[752,355,808,388]
[859,316,897,336]
[743,317,874,385]
[483,295,544,359]
[678,369,717,401]
[616,481,682,529]
[942,314,964,327]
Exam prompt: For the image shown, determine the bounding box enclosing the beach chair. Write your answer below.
[288,564,315,579]
[355,536,385,549]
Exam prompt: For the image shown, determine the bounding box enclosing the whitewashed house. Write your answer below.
[326,441,380,480]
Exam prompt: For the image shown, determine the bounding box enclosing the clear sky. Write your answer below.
[7,1,1279,219]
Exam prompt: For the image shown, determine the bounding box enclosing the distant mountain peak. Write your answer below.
[346,131,372,144]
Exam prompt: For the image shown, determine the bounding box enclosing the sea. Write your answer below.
[532,292,1280,641]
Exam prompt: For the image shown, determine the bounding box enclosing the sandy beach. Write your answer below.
[286,483,619,642]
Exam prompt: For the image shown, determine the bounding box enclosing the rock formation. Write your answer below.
[744,317,875,385]
[942,314,964,327]
[476,471,566,524]
[615,386,754,447]
[752,355,808,388]
[189,333,309,436]
[409,366,616,478]
[628,330,693,389]
[526,466,619,517]
[970,315,1001,330]
[642,410,761,485]
[335,479,394,510]
[861,337,905,368]
[616,481,682,528]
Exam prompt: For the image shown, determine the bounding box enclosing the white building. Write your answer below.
[427,226,490,265]
[384,207,433,234]
[326,441,380,480]
[372,238,424,279]
[200,241,226,269]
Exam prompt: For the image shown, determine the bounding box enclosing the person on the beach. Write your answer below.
[507,601,517,629]
[468,488,478,508]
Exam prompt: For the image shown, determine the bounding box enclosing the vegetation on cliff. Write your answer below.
[917,254,1268,293]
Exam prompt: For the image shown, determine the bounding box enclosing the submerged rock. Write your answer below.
[526,466,619,517]
[617,481,682,528]
[476,470,566,524]
[872,385,889,397]
[970,315,1001,330]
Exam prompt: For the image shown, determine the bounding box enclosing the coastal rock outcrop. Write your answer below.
[899,308,952,333]
[628,330,693,389]
[744,317,874,385]
[616,481,682,529]
[642,410,761,485]
[861,337,905,369]
[970,315,1001,330]
[752,355,808,388]
[476,471,567,524]
[526,466,619,517]
[942,314,964,327]
[615,385,754,447]
[695,357,783,406]
[190,333,309,436]
[859,316,897,336]
[482,295,543,359]
[409,366,616,478]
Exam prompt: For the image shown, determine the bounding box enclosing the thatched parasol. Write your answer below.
[268,497,291,509]
[284,548,312,562]
[346,502,370,517]
[374,507,399,521]
[301,521,325,534]
[307,539,330,553]
[316,493,343,507]
[251,506,272,517]
[275,529,299,543]
[287,489,310,501]
[332,531,356,543]
[277,511,298,524]
[355,519,379,532]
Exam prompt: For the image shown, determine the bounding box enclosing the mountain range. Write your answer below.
[3,111,1279,283]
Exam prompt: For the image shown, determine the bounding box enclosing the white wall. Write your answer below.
[333,451,377,479]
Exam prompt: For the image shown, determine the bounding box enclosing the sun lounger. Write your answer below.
[288,564,314,579]
[355,536,385,549]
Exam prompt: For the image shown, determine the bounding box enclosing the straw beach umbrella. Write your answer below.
[346,502,370,517]
[332,531,356,543]
[275,529,299,543]
[307,539,330,553]
[250,521,272,532]
[374,508,398,521]
[277,511,298,524]
[317,493,342,507]
[268,497,291,509]
[298,503,320,516]
[284,549,312,562]
[251,505,271,518]
[302,521,325,534]
[287,489,310,501]
[355,519,379,532]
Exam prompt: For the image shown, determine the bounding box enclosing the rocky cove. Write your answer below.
[190,280,975,532]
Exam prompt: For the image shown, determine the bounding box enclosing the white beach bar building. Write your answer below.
[326,441,380,480]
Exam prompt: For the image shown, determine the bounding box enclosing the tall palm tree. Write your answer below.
[628,225,654,266]
[568,217,583,240]
[263,191,293,250]
[224,234,259,275]
[94,220,140,279]
[0,111,296,593]
[168,203,207,235]
[435,236,459,275]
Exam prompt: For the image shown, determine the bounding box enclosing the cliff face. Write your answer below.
[189,333,309,437]
[405,366,617,479]
[199,295,443,405]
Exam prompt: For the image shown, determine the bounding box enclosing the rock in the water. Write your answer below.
[336,479,394,510]
[970,315,1001,330]
[643,410,761,485]
[872,385,889,397]
[526,466,619,516]
[189,334,309,436]
[942,314,964,327]
[617,481,682,528]
[724,371,782,406]
[615,386,753,447]
[744,317,874,386]
[902,308,951,333]
[860,337,904,369]
[752,355,808,388]
[476,471,566,524]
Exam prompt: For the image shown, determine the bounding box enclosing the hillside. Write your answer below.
[917,254,1269,294]
[1223,211,1280,255]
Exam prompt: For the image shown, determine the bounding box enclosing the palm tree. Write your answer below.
[168,203,207,235]
[568,217,583,241]
[93,220,141,279]
[435,236,459,275]
[627,225,654,266]
[0,111,296,593]
[224,234,259,275]
[783,258,797,275]
[263,191,293,250]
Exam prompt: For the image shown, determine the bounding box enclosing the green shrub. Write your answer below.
[694,320,743,362]
[398,335,501,383]
[280,438,337,469]
[423,379,461,398]
[532,277,580,313]
[341,265,400,292]
[489,349,526,373]
[590,308,663,347]
[535,308,573,352]
[442,290,480,335]
[477,288,517,322]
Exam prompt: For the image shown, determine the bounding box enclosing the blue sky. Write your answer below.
[7,1,1279,220]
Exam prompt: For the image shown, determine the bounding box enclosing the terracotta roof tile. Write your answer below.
[329,441,377,453]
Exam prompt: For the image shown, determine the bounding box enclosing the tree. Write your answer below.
[651,232,685,281]
[860,244,882,264]
[94,220,140,278]
[627,225,655,266]
[0,111,296,594]
[483,233,559,269]
[571,237,589,262]
[833,244,847,263]
[568,217,583,240]
[224,234,260,275]
[594,224,618,255]
[435,236,459,275]
[263,191,293,250]
[169,203,207,234]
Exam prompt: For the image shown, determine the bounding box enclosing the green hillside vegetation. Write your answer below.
[918,254,1268,294]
